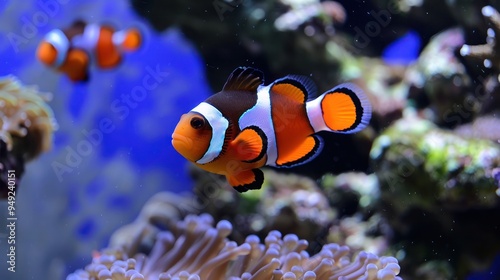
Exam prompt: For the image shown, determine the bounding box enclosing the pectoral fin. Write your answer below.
[231,126,267,163]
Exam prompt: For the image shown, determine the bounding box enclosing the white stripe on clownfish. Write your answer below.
[238,84,278,167]
[43,29,69,68]
[305,95,327,132]
[71,23,100,51]
[191,102,229,164]
[112,29,129,51]
[71,23,100,63]
[307,83,372,134]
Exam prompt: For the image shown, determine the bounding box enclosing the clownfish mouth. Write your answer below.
[171,132,195,158]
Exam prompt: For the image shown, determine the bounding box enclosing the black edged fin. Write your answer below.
[270,75,318,103]
[230,169,264,193]
[222,67,264,93]
[277,135,324,168]
[322,82,372,134]
[233,185,248,193]
[232,125,267,163]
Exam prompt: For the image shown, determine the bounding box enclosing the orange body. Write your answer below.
[36,21,141,82]
[172,67,372,192]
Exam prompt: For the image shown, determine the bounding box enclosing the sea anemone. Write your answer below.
[68,213,401,280]
[0,75,56,197]
[108,192,199,254]
[0,75,56,159]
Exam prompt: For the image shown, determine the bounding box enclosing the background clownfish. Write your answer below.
[172,67,372,192]
[36,20,141,82]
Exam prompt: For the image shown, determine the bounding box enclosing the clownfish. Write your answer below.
[172,67,371,192]
[36,20,141,82]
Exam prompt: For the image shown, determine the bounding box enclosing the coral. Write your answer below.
[478,75,500,116]
[0,75,56,197]
[68,213,402,280]
[454,115,500,143]
[371,0,454,39]
[370,113,500,210]
[458,6,500,119]
[325,40,410,130]
[256,170,336,236]
[320,172,380,213]
[460,6,500,70]
[326,214,390,258]
[320,173,392,257]
[370,113,500,279]
[274,0,346,35]
[408,28,474,127]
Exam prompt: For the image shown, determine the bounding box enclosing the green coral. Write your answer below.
[320,172,380,210]
[370,114,500,211]
[370,114,500,279]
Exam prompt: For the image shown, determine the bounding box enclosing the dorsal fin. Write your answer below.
[222,67,264,92]
[71,20,87,28]
[270,75,318,103]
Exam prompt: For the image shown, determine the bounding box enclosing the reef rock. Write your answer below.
[370,113,500,279]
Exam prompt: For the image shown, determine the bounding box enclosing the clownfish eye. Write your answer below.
[190,117,205,129]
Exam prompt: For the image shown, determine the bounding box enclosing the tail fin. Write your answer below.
[306,83,371,134]
[113,28,141,51]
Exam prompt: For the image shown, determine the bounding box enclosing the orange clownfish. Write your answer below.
[172,67,371,192]
[36,20,141,82]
